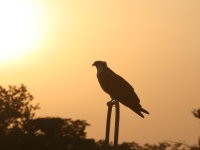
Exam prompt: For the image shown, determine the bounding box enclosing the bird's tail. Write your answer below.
[134,110,145,118]
[129,106,150,118]
[140,108,149,114]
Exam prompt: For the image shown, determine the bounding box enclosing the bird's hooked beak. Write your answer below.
[92,62,96,67]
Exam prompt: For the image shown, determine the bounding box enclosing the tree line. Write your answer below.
[0,84,199,150]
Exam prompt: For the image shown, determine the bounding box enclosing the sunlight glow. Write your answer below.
[0,0,44,62]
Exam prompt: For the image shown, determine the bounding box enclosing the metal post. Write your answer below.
[105,100,120,149]
[114,100,120,147]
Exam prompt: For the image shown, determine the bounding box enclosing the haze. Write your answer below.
[0,0,199,145]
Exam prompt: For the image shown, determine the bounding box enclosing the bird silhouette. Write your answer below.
[93,60,149,118]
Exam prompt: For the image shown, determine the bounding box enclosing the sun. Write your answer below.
[0,0,44,63]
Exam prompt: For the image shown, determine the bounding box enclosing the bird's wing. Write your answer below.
[98,68,140,104]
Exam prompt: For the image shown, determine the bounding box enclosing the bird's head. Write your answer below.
[92,60,107,67]
[92,61,107,72]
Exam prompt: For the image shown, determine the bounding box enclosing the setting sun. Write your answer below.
[0,0,44,62]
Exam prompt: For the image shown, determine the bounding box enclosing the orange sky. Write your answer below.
[0,0,200,145]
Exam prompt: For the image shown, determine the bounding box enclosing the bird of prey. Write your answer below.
[92,60,149,118]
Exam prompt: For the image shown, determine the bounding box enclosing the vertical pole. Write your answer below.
[105,100,120,150]
[114,100,120,147]
[105,101,113,148]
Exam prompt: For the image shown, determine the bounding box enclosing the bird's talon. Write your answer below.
[107,101,112,107]
[107,100,115,107]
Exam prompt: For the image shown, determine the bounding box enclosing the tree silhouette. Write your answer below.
[192,108,200,149]
[143,142,171,150]
[97,140,172,150]
[26,117,89,138]
[0,84,39,134]
[192,109,200,119]
[116,141,143,150]
[0,84,39,150]
[20,117,99,150]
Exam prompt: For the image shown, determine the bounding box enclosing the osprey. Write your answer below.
[93,60,149,118]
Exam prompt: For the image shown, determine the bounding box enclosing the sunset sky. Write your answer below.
[0,0,200,145]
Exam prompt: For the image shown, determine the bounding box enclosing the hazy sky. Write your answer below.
[0,0,200,145]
